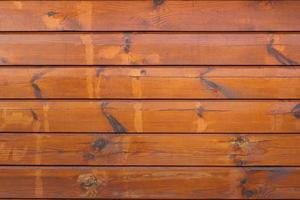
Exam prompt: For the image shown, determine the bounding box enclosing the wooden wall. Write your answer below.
[0,0,299,199]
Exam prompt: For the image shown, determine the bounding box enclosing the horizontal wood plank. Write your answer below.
[0,167,299,199]
[1,66,300,99]
[1,133,300,166]
[0,100,299,133]
[1,33,300,65]
[1,1,300,31]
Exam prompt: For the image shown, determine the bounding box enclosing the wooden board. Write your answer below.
[1,133,300,166]
[0,167,299,199]
[0,33,300,65]
[1,1,300,31]
[1,66,300,99]
[0,100,299,133]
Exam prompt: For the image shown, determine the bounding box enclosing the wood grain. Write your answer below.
[0,100,298,133]
[1,33,300,65]
[1,1,300,31]
[0,167,299,199]
[1,66,300,99]
[1,133,300,166]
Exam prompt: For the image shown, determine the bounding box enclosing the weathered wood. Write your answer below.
[1,133,300,166]
[1,66,300,99]
[0,33,300,65]
[0,167,299,199]
[0,100,298,133]
[1,1,300,31]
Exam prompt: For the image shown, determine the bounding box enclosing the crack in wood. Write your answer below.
[101,102,127,133]
[267,38,298,65]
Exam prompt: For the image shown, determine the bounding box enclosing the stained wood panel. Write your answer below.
[1,0,300,199]
[0,167,299,199]
[1,66,300,99]
[1,33,300,65]
[0,100,298,133]
[1,1,300,31]
[1,133,300,166]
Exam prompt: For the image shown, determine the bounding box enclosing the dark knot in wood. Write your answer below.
[92,138,107,151]
[123,33,131,54]
[267,38,298,65]
[240,178,257,198]
[153,0,165,9]
[101,102,127,133]
[292,104,300,119]
[47,11,58,17]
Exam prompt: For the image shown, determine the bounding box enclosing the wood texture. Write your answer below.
[0,167,300,199]
[1,33,300,65]
[1,133,300,166]
[1,1,300,31]
[1,66,300,99]
[0,100,299,133]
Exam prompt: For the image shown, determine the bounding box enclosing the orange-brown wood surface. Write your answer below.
[1,33,300,65]
[1,133,300,166]
[0,167,299,199]
[1,1,300,31]
[0,100,299,133]
[1,0,300,199]
[1,66,300,99]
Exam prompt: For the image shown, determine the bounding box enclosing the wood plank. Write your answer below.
[0,100,298,133]
[1,33,300,65]
[1,1,300,31]
[0,167,299,199]
[1,133,300,166]
[1,66,300,99]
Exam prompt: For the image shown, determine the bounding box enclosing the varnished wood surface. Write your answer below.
[0,167,299,199]
[1,33,300,65]
[1,1,300,31]
[1,66,300,99]
[0,100,298,133]
[1,133,300,166]
[1,1,300,199]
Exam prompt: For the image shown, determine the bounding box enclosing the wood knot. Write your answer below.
[123,33,131,54]
[140,69,147,76]
[0,58,8,64]
[47,11,58,17]
[196,106,205,118]
[232,135,248,150]
[77,174,100,197]
[153,0,165,8]
[240,178,257,198]
[92,138,107,151]
[101,102,127,133]
[292,104,300,119]
[230,154,247,166]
